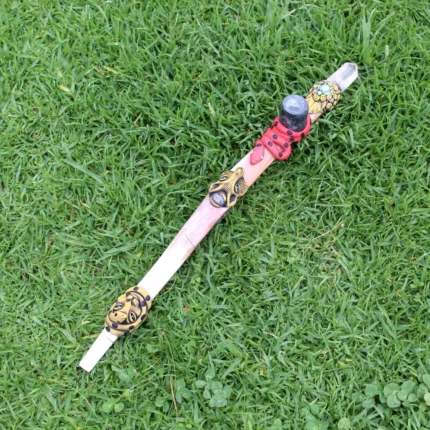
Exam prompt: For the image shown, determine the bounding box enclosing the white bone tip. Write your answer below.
[79,329,118,372]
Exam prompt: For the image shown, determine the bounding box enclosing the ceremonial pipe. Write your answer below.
[80,63,358,372]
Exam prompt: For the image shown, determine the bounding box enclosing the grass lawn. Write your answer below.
[1,0,429,428]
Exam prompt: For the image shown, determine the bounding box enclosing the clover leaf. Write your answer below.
[401,380,416,394]
[417,384,428,400]
[384,383,400,397]
[397,390,408,402]
[338,417,351,429]
[387,393,401,408]
[365,384,381,398]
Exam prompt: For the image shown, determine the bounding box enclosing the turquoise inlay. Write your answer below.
[319,83,331,95]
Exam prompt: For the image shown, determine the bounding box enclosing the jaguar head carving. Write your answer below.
[105,286,152,336]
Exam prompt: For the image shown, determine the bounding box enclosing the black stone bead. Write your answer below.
[279,95,309,131]
[145,295,150,301]
[290,136,294,142]
[106,326,111,332]
[257,143,262,147]
[284,143,289,148]
[279,152,283,158]
[287,130,293,136]
[133,287,138,291]
[112,323,118,328]
[268,141,273,147]
[273,134,278,139]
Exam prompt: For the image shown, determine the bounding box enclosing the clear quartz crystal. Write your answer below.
[329,63,358,91]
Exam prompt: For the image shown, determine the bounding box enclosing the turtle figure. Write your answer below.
[306,80,341,114]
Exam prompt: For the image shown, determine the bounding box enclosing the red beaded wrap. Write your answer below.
[250,115,312,165]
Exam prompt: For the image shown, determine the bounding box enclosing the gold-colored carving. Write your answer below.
[306,80,341,114]
[105,286,152,336]
[209,167,248,208]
